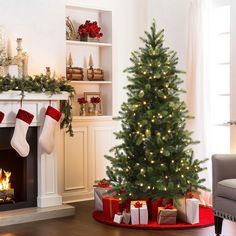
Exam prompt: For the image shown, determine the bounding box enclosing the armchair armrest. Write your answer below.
[212,154,236,205]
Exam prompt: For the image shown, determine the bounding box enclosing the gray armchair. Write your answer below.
[212,154,236,236]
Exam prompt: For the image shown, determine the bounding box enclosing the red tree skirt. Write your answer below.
[93,206,214,229]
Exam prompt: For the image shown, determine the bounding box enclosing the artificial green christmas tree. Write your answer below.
[105,21,207,202]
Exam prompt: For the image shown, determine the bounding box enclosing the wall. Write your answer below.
[0,0,66,75]
[147,0,191,88]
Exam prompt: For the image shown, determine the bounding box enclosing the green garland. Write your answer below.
[0,74,75,136]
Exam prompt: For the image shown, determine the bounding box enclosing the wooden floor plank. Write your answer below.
[0,201,235,236]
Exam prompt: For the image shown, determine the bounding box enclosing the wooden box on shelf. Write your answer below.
[87,68,104,81]
[66,67,84,81]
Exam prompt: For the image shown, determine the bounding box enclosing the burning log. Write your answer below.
[0,189,14,203]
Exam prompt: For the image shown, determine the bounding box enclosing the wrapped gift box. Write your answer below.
[157,207,177,225]
[102,196,126,219]
[113,212,123,224]
[131,200,148,224]
[94,179,112,211]
[94,187,111,211]
[122,208,131,224]
[176,197,199,224]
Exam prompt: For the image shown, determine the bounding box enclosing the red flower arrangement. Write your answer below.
[78,97,87,104]
[90,97,101,104]
[78,20,103,39]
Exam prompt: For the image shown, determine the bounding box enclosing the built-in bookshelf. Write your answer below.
[65,4,113,119]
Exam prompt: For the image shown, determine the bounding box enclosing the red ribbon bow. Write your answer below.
[97,178,110,188]
[187,192,193,198]
[134,201,143,208]
[164,203,173,209]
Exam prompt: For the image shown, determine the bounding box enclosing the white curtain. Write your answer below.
[186,0,214,206]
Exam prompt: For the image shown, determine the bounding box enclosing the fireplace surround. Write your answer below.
[0,91,74,226]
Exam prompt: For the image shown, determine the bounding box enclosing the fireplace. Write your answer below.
[0,127,37,211]
[0,94,74,226]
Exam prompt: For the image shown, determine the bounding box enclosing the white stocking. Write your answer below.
[11,109,34,157]
[39,106,61,154]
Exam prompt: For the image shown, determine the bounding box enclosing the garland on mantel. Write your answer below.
[0,74,75,136]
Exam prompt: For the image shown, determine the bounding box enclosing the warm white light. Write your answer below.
[0,169,11,190]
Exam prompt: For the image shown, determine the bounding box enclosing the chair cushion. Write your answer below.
[217,179,236,201]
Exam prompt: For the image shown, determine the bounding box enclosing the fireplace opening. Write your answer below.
[0,127,37,211]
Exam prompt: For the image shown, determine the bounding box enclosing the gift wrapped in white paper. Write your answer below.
[130,200,148,224]
[113,213,123,224]
[177,198,199,224]
[94,187,111,211]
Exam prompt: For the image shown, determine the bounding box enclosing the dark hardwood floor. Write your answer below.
[0,201,236,236]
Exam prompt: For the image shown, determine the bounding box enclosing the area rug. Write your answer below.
[93,206,214,229]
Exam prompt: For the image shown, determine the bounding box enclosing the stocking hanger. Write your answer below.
[20,93,25,108]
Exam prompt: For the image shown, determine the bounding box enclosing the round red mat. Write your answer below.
[93,206,214,229]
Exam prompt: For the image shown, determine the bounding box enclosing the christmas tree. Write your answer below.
[105,21,207,202]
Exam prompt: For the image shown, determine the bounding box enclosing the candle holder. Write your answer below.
[11,38,28,78]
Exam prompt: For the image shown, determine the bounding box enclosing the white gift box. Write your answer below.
[113,213,123,224]
[94,187,110,211]
[176,198,199,224]
[130,200,148,224]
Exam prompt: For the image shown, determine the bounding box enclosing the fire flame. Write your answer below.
[0,169,11,190]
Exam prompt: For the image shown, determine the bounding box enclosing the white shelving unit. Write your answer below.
[62,3,116,203]
[65,4,113,118]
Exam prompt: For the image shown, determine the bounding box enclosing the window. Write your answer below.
[210,4,230,154]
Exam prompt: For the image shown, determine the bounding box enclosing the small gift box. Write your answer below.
[157,205,177,225]
[131,201,148,225]
[122,208,131,224]
[102,196,126,219]
[176,192,199,224]
[113,212,123,224]
[94,178,112,211]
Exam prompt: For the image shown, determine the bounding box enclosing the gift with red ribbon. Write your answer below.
[130,200,148,224]
[151,197,172,220]
[113,212,123,224]
[102,196,126,219]
[157,205,177,225]
[94,179,112,211]
[175,192,199,224]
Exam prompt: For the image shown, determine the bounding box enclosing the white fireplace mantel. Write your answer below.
[0,91,69,101]
[0,92,70,209]
[0,91,69,127]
